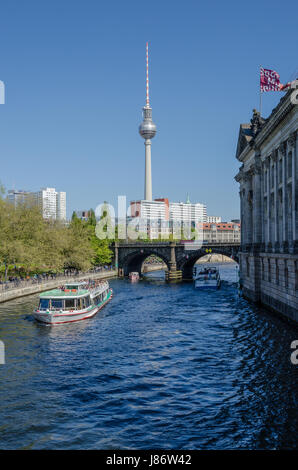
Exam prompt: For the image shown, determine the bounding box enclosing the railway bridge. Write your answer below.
[113,242,240,281]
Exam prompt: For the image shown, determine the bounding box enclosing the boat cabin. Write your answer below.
[38,292,92,311]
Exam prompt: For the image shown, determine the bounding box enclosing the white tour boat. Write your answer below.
[33,280,112,325]
[129,272,140,282]
[193,266,221,289]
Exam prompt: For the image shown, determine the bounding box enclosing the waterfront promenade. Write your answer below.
[0,264,170,304]
[0,270,117,304]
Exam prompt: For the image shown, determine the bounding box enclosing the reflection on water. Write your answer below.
[0,264,297,449]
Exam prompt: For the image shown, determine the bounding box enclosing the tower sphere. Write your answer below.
[139,106,156,139]
[139,118,157,139]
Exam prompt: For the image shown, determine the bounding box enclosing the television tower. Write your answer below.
[139,42,156,201]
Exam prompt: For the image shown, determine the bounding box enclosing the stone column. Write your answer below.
[240,187,244,247]
[265,159,270,248]
[245,173,253,249]
[288,131,297,250]
[272,151,278,250]
[252,157,262,247]
[260,162,265,249]
[280,142,288,250]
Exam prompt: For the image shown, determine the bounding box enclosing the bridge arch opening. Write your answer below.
[178,251,239,280]
[122,250,170,277]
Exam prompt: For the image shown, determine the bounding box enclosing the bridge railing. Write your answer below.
[116,240,240,247]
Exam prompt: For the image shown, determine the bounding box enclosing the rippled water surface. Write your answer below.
[0,264,297,449]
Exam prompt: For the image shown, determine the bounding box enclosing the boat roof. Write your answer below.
[64,281,88,287]
[195,265,219,269]
[40,289,90,299]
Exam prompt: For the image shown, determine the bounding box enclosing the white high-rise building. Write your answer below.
[169,200,206,223]
[36,188,57,219]
[129,196,206,239]
[56,191,66,221]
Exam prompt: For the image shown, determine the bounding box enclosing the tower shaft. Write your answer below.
[144,139,152,200]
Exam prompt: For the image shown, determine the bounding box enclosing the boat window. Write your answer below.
[65,299,75,310]
[39,299,49,310]
[82,296,91,309]
[76,298,82,310]
[51,299,63,310]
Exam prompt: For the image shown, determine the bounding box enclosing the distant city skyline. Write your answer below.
[0,1,297,221]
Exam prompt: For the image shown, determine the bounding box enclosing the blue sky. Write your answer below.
[0,0,297,221]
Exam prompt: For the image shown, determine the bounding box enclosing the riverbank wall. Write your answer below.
[142,264,167,273]
[0,270,117,304]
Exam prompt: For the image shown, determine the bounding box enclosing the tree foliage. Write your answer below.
[0,195,113,279]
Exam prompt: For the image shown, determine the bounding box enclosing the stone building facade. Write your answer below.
[235,88,298,323]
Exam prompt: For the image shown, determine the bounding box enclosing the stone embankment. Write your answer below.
[0,270,117,304]
[197,254,236,264]
[142,263,167,273]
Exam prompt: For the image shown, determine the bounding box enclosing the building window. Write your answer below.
[268,259,271,283]
[295,261,298,291]
[276,259,279,285]
[246,258,249,277]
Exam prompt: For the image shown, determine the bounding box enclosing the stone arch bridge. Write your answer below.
[114,242,240,281]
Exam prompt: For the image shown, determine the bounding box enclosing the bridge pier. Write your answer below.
[165,243,182,282]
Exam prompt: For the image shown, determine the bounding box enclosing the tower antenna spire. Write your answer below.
[146,42,150,108]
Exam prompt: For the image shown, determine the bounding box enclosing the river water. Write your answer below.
[0,264,297,450]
